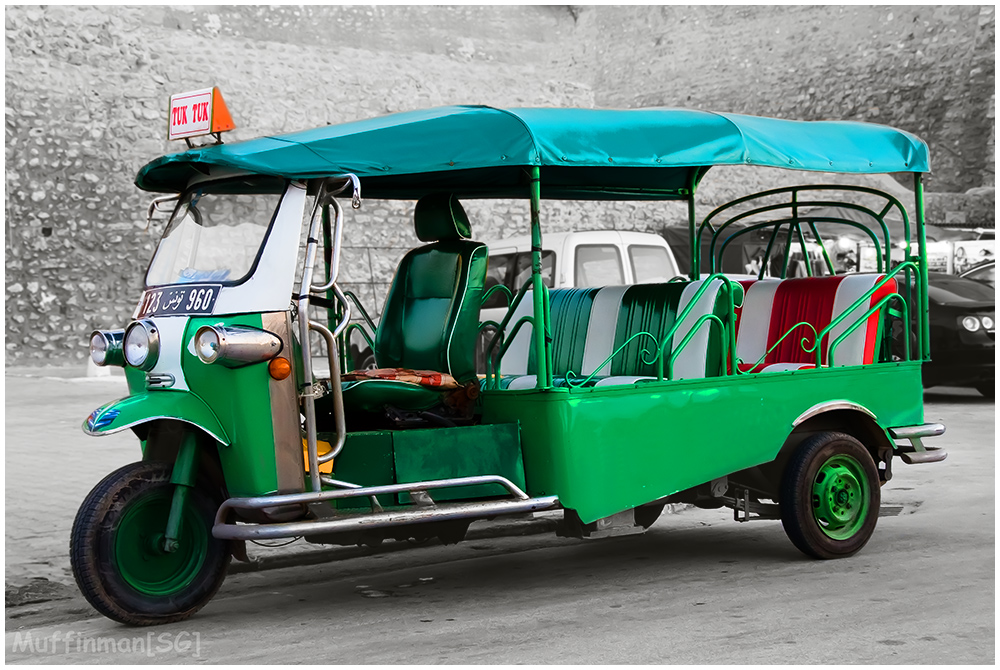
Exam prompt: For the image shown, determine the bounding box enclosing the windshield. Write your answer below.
[145,182,284,287]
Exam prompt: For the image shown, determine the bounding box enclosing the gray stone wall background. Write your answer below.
[5,5,994,363]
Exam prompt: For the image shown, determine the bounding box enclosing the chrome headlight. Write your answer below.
[194,325,282,367]
[89,329,125,366]
[981,315,994,331]
[960,316,981,332]
[124,320,160,370]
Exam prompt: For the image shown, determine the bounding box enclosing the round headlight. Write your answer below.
[90,332,108,365]
[124,320,159,370]
[981,316,994,331]
[195,327,221,363]
[89,329,125,367]
[961,316,981,332]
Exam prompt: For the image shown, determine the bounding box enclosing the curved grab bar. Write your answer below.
[481,284,514,309]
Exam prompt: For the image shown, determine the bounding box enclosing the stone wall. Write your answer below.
[5,5,995,363]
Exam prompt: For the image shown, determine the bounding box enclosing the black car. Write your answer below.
[920,271,995,397]
[960,259,995,288]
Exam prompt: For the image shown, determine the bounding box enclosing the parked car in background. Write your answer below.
[960,259,995,288]
[903,271,995,397]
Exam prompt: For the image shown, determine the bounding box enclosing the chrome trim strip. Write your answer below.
[81,415,229,445]
[792,400,877,427]
[212,495,560,541]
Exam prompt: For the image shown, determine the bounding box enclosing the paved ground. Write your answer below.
[4,367,995,663]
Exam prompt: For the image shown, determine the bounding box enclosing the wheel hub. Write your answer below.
[113,490,207,596]
[811,455,870,540]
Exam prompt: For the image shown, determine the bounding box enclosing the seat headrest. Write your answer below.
[414,194,471,242]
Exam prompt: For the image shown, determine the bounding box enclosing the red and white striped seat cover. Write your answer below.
[735,274,896,372]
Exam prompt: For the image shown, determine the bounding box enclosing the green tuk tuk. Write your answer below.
[74,102,945,625]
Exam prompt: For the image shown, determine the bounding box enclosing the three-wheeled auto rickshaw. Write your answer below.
[74,97,946,625]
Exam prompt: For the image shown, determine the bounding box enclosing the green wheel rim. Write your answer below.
[811,454,871,541]
[113,489,208,596]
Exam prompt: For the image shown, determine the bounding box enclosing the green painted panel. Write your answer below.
[481,362,923,524]
[327,431,396,509]
[182,313,281,498]
[393,423,525,502]
[82,391,229,444]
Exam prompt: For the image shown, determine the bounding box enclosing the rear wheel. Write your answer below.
[780,432,880,560]
[70,461,230,626]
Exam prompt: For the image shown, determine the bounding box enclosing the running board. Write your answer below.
[213,496,561,541]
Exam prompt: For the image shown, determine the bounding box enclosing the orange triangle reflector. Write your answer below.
[211,87,236,134]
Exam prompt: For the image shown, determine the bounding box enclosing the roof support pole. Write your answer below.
[529,166,551,389]
[914,173,931,361]
[687,172,699,280]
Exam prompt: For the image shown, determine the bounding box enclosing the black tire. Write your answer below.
[70,461,230,626]
[976,382,994,399]
[780,432,880,560]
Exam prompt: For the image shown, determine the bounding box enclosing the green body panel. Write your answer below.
[181,313,281,498]
[82,390,229,445]
[394,423,524,502]
[137,107,930,197]
[330,424,525,505]
[480,362,923,524]
[325,431,396,509]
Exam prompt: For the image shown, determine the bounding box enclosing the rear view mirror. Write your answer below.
[145,195,179,231]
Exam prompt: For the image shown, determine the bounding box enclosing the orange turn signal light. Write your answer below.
[268,357,292,380]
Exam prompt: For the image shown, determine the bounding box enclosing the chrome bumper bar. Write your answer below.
[214,495,560,541]
[888,423,947,464]
[213,474,559,541]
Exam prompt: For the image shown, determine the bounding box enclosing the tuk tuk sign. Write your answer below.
[167,87,236,141]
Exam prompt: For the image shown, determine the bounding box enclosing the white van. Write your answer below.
[481,230,680,313]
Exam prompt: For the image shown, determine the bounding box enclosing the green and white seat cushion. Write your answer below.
[494,278,736,389]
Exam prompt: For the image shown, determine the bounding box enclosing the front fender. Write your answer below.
[82,390,230,445]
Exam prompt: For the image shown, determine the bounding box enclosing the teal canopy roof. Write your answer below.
[136,106,930,199]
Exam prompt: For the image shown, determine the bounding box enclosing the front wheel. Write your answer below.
[780,432,880,560]
[70,461,230,626]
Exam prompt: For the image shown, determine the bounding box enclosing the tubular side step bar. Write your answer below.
[213,495,561,541]
[888,423,947,464]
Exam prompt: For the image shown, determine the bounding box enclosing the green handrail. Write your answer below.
[482,278,535,389]
[485,315,537,390]
[563,331,660,388]
[660,313,728,381]
[344,323,375,353]
[827,293,910,367]
[715,217,883,276]
[481,284,514,310]
[342,290,378,333]
[697,185,910,276]
[733,321,821,373]
[653,275,741,380]
[807,261,919,363]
